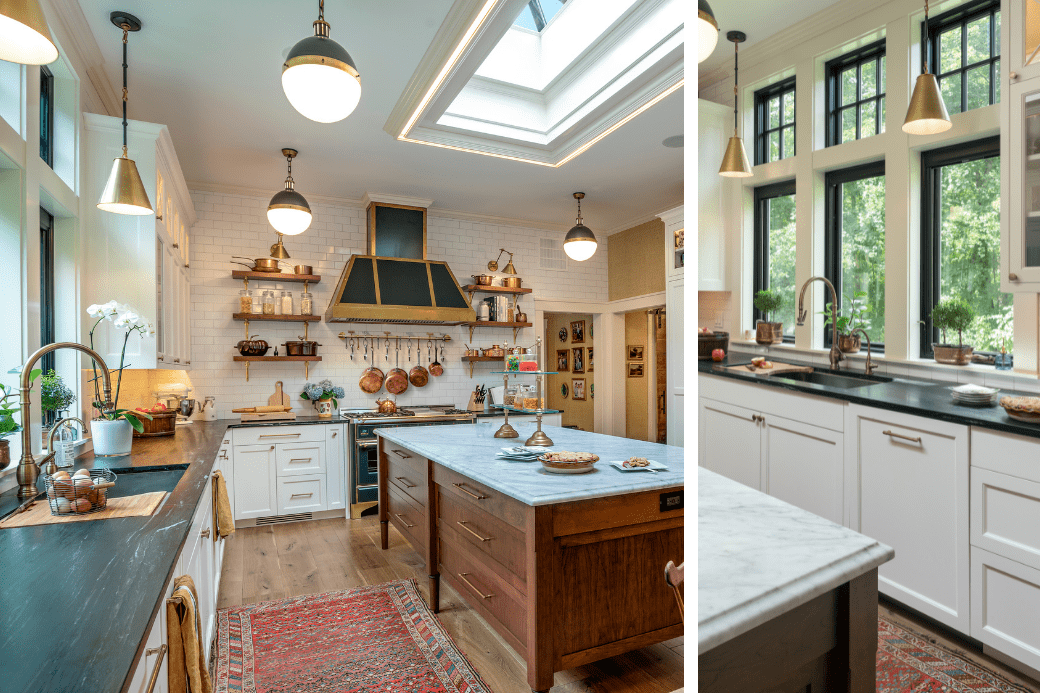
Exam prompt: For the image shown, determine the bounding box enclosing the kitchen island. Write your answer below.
[375,425,685,693]
[699,466,894,692]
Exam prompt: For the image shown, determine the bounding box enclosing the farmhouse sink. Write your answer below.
[103,464,188,498]
[760,369,892,389]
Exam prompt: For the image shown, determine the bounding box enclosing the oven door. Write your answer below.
[354,439,379,504]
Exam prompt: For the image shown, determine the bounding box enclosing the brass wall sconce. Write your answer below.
[488,249,517,274]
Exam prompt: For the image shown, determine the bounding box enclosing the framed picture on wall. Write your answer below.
[628,345,644,360]
[572,347,585,374]
[628,362,644,378]
[572,378,586,400]
[556,350,569,371]
[571,320,585,343]
[558,327,568,342]
[587,347,594,372]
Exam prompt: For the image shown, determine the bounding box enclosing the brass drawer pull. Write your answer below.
[200,528,210,538]
[391,449,412,458]
[288,458,312,463]
[219,450,228,460]
[457,520,492,542]
[751,414,764,423]
[453,482,488,500]
[457,572,493,599]
[395,476,417,488]
[260,433,301,439]
[290,492,314,499]
[331,430,338,438]
[394,512,415,528]
[144,643,168,693]
[883,430,922,444]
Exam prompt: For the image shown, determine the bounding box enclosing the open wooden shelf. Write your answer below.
[232,271,321,284]
[461,285,532,295]
[233,313,321,322]
[233,355,322,362]
[462,355,505,362]
[464,321,532,328]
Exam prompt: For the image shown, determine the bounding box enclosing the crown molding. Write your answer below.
[46,0,120,117]
[604,198,685,236]
[361,192,435,209]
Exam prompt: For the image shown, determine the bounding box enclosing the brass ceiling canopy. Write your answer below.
[719,31,753,178]
[903,0,951,135]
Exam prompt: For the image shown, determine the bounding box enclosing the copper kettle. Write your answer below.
[376,396,397,414]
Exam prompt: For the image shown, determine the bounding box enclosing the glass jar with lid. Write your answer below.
[281,290,293,315]
[262,290,276,315]
[239,288,253,314]
[300,291,313,315]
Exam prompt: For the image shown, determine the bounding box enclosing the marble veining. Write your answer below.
[375,425,684,506]
[698,467,894,654]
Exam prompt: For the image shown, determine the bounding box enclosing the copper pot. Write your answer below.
[502,276,522,289]
[293,264,313,275]
[284,339,319,356]
[483,344,505,358]
[376,397,397,414]
[473,274,494,286]
[232,257,282,273]
[236,335,269,356]
[359,366,385,394]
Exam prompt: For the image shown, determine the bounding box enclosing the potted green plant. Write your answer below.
[753,289,785,345]
[40,369,75,442]
[0,381,24,470]
[820,291,870,354]
[931,298,976,365]
[301,380,345,419]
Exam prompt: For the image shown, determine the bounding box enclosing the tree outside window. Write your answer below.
[753,182,796,337]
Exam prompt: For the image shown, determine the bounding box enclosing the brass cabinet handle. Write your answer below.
[219,450,228,460]
[457,572,493,599]
[453,482,488,500]
[332,430,338,437]
[394,512,415,528]
[1010,71,1018,79]
[260,433,301,439]
[883,430,922,444]
[395,476,416,488]
[200,528,210,538]
[290,492,314,499]
[391,449,411,458]
[1009,273,1020,281]
[223,439,230,444]
[288,458,312,464]
[158,355,164,361]
[751,414,764,423]
[173,358,180,363]
[143,643,168,693]
[457,520,492,542]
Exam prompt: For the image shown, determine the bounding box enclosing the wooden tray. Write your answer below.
[0,492,167,529]
[240,411,296,422]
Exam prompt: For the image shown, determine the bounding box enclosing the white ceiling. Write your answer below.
[75,0,684,232]
[699,0,846,74]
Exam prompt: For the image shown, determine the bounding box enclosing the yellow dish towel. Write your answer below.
[211,470,235,539]
[167,575,212,693]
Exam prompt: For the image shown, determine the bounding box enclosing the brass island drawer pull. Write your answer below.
[453,482,488,500]
[395,476,417,488]
[144,643,168,693]
[883,430,922,444]
[457,572,493,599]
[394,512,416,528]
[391,449,412,459]
[260,433,301,439]
[457,520,492,542]
[200,528,210,538]
[290,492,314,499]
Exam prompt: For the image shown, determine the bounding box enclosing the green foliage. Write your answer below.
[932,298,977,347]
[753,290,784,323]
[92,401,152,433]
[0,383,20,440]
[820,292,870,336]
[40,370,75,412]
[838,175,887,342]
[766,194,797,336]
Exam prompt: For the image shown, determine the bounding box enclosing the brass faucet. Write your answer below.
[796,276,845,371]
[17,344,112,499]
[848,328,878,376]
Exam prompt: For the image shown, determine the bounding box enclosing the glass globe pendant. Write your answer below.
[697,0,719,63]
[564,193,598,262]
[267,149,312,236]
[282,0,361,123]
[0,0,58,65]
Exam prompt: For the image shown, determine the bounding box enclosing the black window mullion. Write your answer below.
[961,22,968,113]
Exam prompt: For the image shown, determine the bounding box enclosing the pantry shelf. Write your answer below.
[463,321,532,341]
[461,354,505,377]
[233,314,321,322]
[232,355,322,381]
[232,271,321,284]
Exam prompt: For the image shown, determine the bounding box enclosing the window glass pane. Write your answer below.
[995,11,1000,54]
[995,58,1000,103]
[966,64,990,110]
[937,156,1010,351]
[766,194,797,335]
[768,131,780,162]
[768,96,780,129]
[966,15,990,64]
[879,56,886,94]
[879,97,886,133]
[860,101,877,137]
[839,175,886,342]
[940,26,962,73]
[841,67,857,106]
[782,90,794,125]
[841,107,857,143]
[782,126,795,159]
[941,75,962,115]
[860,60,876,99]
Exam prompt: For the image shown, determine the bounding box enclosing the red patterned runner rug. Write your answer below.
[878,616,1035,692]
[215,579,494,693]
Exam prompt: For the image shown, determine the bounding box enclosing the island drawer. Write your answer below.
[383,443,427,475]
[386,454,428,511]
[387,482,427,552]
[438,487,527,590]
[433,464,526,532]
[234,425,326,446]
[439,534,527,649]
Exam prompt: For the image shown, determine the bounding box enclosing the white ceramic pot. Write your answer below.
[91,418,133,457]
[315,399,334,419]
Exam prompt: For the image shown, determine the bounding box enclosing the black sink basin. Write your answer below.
[765,370,892,389]
[103,465,188,498]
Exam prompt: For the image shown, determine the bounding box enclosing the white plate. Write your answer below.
[502,446,552,454]
[608,460,667,472]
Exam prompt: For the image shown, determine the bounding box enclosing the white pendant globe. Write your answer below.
[281,63,361,123]
[697,0,719,64]
[564,239,597,262]
[266,207,312,236]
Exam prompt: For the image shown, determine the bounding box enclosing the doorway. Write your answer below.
[624,307,666,442]
[544,312,595,431]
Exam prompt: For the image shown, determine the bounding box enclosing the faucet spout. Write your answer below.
[17,344,112,499]
[849,328,877,376]
[795,276,846,370]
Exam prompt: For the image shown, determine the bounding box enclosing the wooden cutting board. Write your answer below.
[0,492,167,529]
[731,361,813,375]
[268,381,292,409]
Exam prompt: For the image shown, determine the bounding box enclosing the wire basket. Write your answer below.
[43,468,117,516]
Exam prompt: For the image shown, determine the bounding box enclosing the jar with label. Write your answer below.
[300,291,313,315]
[239,289,252,314]
[262,290,276,315]
[281,290,293,315]
[53,420,80,468]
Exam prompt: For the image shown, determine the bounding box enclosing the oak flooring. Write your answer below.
[217,517,685,693]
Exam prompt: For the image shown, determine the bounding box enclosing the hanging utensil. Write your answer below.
[385,337,409,395]
[363,337,369,361]
[385,336,390,363]
[430,338,444,376]
[409,337,429,387]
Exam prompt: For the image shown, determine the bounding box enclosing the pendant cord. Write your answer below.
[923,0,931,75]
[576,197,582,225]
[121,25,129,156]
[319,0,324,21]
[285,154,294,189]
[733,40,739,136]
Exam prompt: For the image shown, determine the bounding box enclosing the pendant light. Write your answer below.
[97,12,153,216]
[719,31,753,178]
[282,0,361,123]
[267,149,312,236]
[697,0,719,63]
[903,0,951,135]
[0,0,58,64]
[564,193,597,262]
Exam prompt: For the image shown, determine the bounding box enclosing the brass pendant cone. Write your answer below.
[97,156,153,215]
[903,73,952,135]
[0,0,59,65]
[719,136,753,177]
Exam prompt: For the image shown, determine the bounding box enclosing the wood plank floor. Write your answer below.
[217,516,685,693]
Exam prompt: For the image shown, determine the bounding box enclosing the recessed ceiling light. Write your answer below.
[662,135,683,148]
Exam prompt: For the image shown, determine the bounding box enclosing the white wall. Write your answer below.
[187,190,609,418]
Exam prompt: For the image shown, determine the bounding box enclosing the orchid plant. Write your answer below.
[86,301,154,432]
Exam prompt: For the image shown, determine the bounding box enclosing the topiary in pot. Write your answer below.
[753,290,785,345]
[931,298,976,365]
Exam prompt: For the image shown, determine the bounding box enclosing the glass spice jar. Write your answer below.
[300,291,313,315]
[239,289,252,314]
[281,290,293,315]
[251,290,262,314]
[262,290,276,315]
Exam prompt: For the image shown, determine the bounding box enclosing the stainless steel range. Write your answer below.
[340,405,475,517]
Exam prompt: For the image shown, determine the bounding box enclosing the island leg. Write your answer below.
[380,520,388,549]
[841,569,879,693]
[378,438,389,550]
[526,505,555,693]
[428,574,440,612]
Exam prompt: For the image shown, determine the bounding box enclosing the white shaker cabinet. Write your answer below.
[231,444,278,520]
[698,99,729,291]
[1006,0,1040,84]
[326,424,346,511]
[660,204,685,447]
[126,597,168,693]
[699,398,761,490]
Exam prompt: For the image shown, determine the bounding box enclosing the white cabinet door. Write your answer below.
[698,398,761,490]
[971,466,1040,571]
[698,99,729,290]
[971,546,1040,673]
[1004,78,1040,290]
[1007,0,1040,83]
[126,603,167,693]
[762,415,844,526]
[232,445,277,520]
[276,474,327,514]
[851,405,970,632]
[326,424,345,511]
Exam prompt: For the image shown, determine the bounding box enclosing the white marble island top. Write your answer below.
[699,467,894,654]
[375,424,684,506]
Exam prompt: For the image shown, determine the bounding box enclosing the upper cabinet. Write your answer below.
[1007,0,1040,83]
[698,99,729,291]
[83,115,196,369]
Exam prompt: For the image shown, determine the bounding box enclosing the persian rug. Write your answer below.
[878,616,1035,692]
[214,579,494,693]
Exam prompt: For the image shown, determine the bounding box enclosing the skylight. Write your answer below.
[513,0,568,32]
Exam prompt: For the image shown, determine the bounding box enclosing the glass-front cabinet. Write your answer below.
[1004,80,1040,289]
[1008,0,1040,83]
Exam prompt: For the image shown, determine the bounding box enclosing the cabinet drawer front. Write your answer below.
[971,428,1040,484]
[700,374,844,432]
[233,425,326,446]
[387,482,426,552]
[386,454,428,511]
[971,467,1040,570]
[275,442,325,476]
[438,487,526,589]
[971,547,1040,673]
[433,464,526,531]
[383,443,427,476]
[439,534,527,649]
[276,475,327,515]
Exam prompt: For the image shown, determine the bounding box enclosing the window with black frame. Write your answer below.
[754,77,796,165]
[753,181,797,339]
[920,137,1009,358]
[824,162,886,349]
[40,66,53,168]
[40,208,56,423]
[825,40,886,146]
[923,0,1000,117]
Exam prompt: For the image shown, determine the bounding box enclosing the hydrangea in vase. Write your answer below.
[301,380,344,419]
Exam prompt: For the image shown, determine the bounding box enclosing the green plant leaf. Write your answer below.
[121,411,145,433]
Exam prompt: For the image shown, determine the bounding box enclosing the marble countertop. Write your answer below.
[375,425,684,506]
[698,467,894,654]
